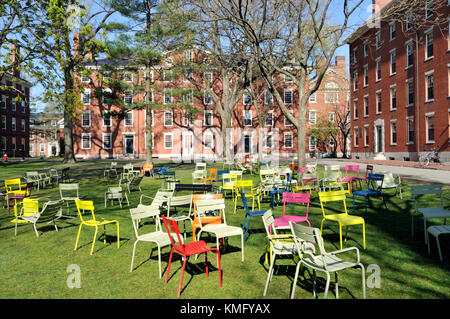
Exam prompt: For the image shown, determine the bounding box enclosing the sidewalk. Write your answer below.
[317,158,450,185]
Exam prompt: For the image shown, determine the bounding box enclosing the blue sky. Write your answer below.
[30,0,373,112]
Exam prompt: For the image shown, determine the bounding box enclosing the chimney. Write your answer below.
[372,0,391,14]
[10,43,20,78]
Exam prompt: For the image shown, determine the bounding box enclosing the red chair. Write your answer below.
[161,215,222,298]
[365,165,374,179]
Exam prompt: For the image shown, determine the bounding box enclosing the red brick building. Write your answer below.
[72,53,349,162]
[348,0,450,162]
[0,71,32,158]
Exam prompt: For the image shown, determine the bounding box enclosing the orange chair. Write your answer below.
[200,168,218,185]
[192,193,223,241]
[141,163,153,176]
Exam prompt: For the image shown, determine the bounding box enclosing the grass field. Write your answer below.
[0,160,449,299]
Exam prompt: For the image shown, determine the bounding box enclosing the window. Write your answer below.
[390,50,396,75]
[425,71,434,101]
[21,100,26,113]
[123,72,132,82]
[363,41,368,57]
[364,96,369,117]
[183,72,193,82]
[184,50,193,63]
[81,75,90,83]
[124,90,133,105]
[308,110,316,124]
[265,110,274,126]
[164,133,173,149]
[11,100,16,111]
[389,22,396,41]
[364,126,369,146]
[407,117,414,144]
[284,89,293,104]
[352,48,358,64]
[102,133,112,149]
[124,110,133,126]
[284,132,293,149]
[405,9,413,31]
[1,96,5,109]
[82,89,90,104]
[183,89,194,104]
[264,132,273,148]
[426,0,433,19]
[204,72,212,83]
[354,127,359,146]
[376,90,382,114]
[204,133,214,149]
[2,115,6,130]
[325,82,339,103]
[375,31,381,49]
[373,61,380,84]
[390,85,397,110]
[243,92,252,105]
[353,71,358,91]
[425,29,433,60]
[103,111,111,127]
[243,110,252,126]
[164,110,173,126]
[204,110,213,126]
[309,92,316,103]
[406,78,414,106]
[29,143,33,153]
[353,100,358,119]
[184,111,194,126]
[309,135,316,151]
[264,90,273,105]
[363,65,368,87]
[164,89,172,104]
[426,115,434,142]
[21,119,25,132]
[81,133,91,149]
[406,42,414,68]
[204,92,213,105]
[82,111,90,127]
[284,74,293,83]
[11,117,16,131]
[390,121,397,145]
[39,143,44,153]
[329,112,335,123]
[285,110,294,126]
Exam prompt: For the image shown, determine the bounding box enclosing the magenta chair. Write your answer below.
[342,165,364,193]
[271,192,311,233]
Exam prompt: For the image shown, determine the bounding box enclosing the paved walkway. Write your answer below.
[317,158,450,185]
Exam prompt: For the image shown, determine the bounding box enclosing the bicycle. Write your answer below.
[419,147,440,167]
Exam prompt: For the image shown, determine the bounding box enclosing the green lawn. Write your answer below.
[0,160,449,299]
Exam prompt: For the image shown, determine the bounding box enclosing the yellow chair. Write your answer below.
[318,189,366,250]
[5,178,28,197]
[220,173,238,199]
[233,179,261,214]
[74,199,120,255]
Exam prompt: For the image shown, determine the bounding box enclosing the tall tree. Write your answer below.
[28,0,116,163]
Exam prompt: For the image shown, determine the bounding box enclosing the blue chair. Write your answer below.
[215,170,230,189]
[153,166,169,179]
[269,174,293,208]
[240,191,268,242]
[352,173,387,214]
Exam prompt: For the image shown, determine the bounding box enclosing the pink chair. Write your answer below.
[343,165,364,193]
[271,193,311,233]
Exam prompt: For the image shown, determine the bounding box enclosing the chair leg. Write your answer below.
[335,272,339,299]
[323,272,331,299]
[74,224,83,251]
[157,245,162,278]
[177,256,188,298]
[339,225,343,250]
[116,222,120,248]
[263,253,276,296]
[291,261,302,299]
[362,222,366,249]
[130,240,138,272]
[90,227,98,255]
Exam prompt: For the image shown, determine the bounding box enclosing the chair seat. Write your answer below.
[274,216,308,228]
[168,214,192,222]
[417,207,450,219]
[192,216,221,228]
[247,209,268,217]
[428,225,450,237]
[271,240,297,255]
[304,254,358,272]
[137,231,174,245]
[202,224,243,238]
[174,240,216,256]
[324,213,364,226]
[83,219,118,227]
[353,190,380,196]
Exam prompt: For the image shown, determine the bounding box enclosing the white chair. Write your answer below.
[140,190,174,209]
[262,210,297,297]
[195,162,207,172]
[129,205,180,277]
[378,171,402,199]
[427,225,450,261]
[289,221,366,299]
[104,186,129,208]
[59,183,80,218]
[166,194,193,240]
[195,198,244,261]
[15,199,64,237]
[410,184,450,245]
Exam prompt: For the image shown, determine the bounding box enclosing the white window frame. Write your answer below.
[82,89,91,105]
[265,110,274,127]
[204,110,213,126]
[284,89,293,105]
[390,85,397,110]
[164,89,172,104]
[425,28,434,60]
[124,90,133,105]
[164,133,173,149]
[203,92,213,105]
[389,22,396,41]
[308,110,316,125]
[81,133,91,149]
[376,90,382,114]
[406,78,414,107]
[284,110,294,126]
[376,57,381,82]
[364,125,369,147]
[353,99,358,120]
[390,120,397,145]
[11,117,16,131]
[309,92,316,103]
[389,49,396,75]
[363,95,369,117]
[264,131,273,149]
[164,110,173,127]
[203,133,214,150]
[406,40,414,69]
[124,110,133,127]
[82,110,91,127]
[309,135,316,151]
[102,111,112,127]
[284,132,293,149]
[243,92,252,105]
[102,133,112,150]
[406,116,414,144]
[243,110,252,126]
[425,70,434,102]
[426,113,435,143]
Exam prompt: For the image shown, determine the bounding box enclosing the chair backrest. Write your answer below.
[26,171,40,179]
[107,186,123,195]
[283,192,310,217]
[289,221,321,257]
[130,205,162,237]
[123,163,133,172]
[410,184,444,208]
[75,199,96,223]
[239,191,252,213]
[59,183,79,198]
[235,179,253,192]
[192,193,223,212]
[161,215,184,253]
[262,210,281,238]
[49,168,59,177]
[142,163,153,170]
[345,165,360,177]
[5,178,23,192]
[223,173,238,184]
[298,166,313,173]
[323,165,341,181]
[378,171,395,188]
[130,175,144,185]
[318,189,348,217]
[167,194,193,217]
[37,199,64,223]
[111,162,118,169]
[367,173,384,191]
[196,198,226,225]
[217,169,229,178]
[229,170,243,179]
[365,165,374,178]
[208,168,218,179]
[196,162,207,170]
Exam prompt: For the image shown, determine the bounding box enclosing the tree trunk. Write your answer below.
[221,112,232,162]
[63,109,76,163]
[297,104,307,167]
